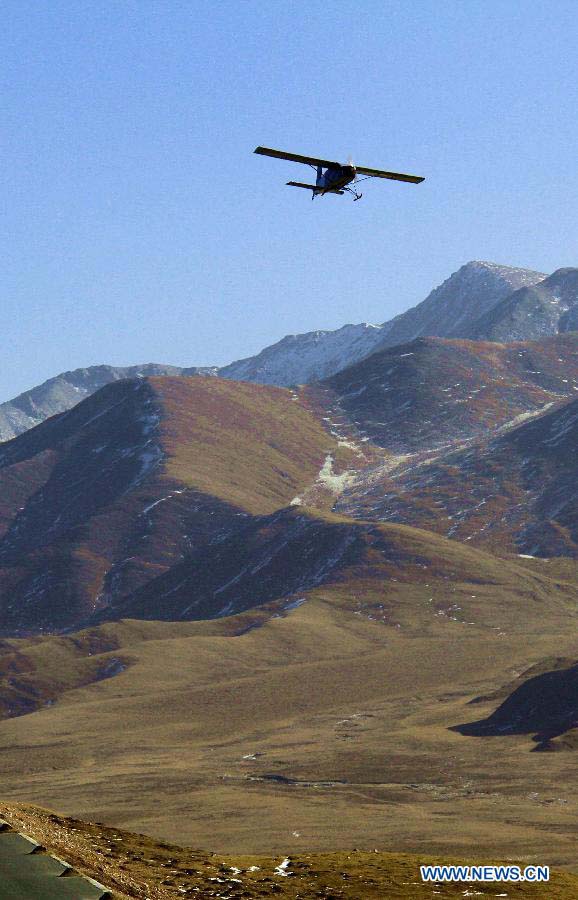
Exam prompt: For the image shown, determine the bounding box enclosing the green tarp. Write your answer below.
[0,830,108,899]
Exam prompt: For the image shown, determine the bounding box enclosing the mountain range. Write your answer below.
[2,257,578,866]
[0,324,576,635]
[2,260,577,442]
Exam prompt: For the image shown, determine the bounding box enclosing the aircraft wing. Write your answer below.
[255,146,340,168]
[355,165,425,184]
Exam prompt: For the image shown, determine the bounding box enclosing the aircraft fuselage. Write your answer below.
[316,164,356,194]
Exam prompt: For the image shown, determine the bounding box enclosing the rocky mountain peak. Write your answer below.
[469,265,578,342]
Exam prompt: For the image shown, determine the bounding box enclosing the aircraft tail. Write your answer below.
[286,181,344,195]
[286,181,319,191]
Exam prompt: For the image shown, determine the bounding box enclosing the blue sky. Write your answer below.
[2,0,577,401]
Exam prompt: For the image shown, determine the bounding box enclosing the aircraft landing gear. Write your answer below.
[345,185,363,201]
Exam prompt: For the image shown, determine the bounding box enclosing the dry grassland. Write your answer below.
[1,531,578,868]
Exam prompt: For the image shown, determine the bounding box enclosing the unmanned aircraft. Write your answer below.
[254,146,424,201]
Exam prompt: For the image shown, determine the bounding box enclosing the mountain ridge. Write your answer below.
[220,260,547,386]
[1,259,560,441]
[0,362,217,442]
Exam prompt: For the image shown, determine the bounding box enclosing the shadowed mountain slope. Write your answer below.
[454,657,578,751]
[319,333,578,453]
[7,512,572,722]
[0,376,337,634]
[338,392,578,557]
[92,504,557,625]
[2,332,578,634]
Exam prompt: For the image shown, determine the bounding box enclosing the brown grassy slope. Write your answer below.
[1,523,578,864]
[0,625,130,719]
[2,803,577,900]
[151,376,339,514]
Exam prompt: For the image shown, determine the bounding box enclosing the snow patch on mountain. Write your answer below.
[317,454,354,494]
[220,322,389,387]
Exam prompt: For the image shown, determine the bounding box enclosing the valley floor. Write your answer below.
[1,556,578,869]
